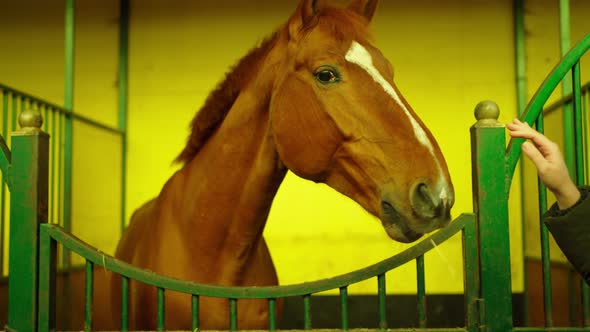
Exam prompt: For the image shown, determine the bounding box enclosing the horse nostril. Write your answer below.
[418,183,434,205]
[381,200,395,214]
[412,183,437,218]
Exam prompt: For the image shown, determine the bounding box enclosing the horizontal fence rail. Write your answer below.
[543,81,590,115]
[0,83,124,135]
[40,214,473,297]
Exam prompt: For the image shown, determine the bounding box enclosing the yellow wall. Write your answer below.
[5,0,589,294]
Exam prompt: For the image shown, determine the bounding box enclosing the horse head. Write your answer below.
[269,0,454,243]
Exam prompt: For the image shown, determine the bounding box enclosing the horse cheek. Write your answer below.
[270,79,342,181]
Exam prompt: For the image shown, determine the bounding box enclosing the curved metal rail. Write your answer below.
[40,213,473,299]
[505,33,590,186]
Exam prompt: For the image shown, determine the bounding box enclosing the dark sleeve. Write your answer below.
[543,186,590,286]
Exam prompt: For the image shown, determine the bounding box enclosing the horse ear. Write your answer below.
[288,0,326,39]
[348,0,378,23]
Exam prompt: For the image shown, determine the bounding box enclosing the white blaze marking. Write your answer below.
[346,41,452,199]
[344,41,433,153]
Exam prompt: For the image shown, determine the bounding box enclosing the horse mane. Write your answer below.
[175,32,280,164]
[175,5,370,164]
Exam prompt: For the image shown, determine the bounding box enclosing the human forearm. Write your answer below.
[554,180,581,210]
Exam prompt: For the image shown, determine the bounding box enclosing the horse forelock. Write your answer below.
[300,7,372,44]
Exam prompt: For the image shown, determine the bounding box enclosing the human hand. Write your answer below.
[507,118,580,209]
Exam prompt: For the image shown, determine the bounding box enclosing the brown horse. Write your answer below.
[105,0,454,329]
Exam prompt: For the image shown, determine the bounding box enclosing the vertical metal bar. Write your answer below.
[569,270,577,326]
[62,0,75,269]
[515,1,529,319]
[303,294,312,329]
[572,61,590,327]
[42,104,48,132]
[58,113,63,226]
[121,276,129,331]
[1,92,6,135]
[64,0,75,108]
[0,90,7,276]
[268,298,277,331]
[378,273,387,329]
[573,62,583,184]
[85,260,93,332]
[50,108,56,224]
[38,226,57,332]
[584,83,590,327]
[40,105,50,224]
[41,103,46,125]
[560,0,575,177]
[20,97,27,114]
[462,216,480,332]
[118,0,130,234]
[229,298,238,331]
[192,295,199,332]
[339,287,349,330]
[416,256,427,328]
[157,287,165,331]
[18,96,27,119]
[536,116,554,327]
[7,109,49,332]
[584,91,590,184]
[11,94,18,131]
[583,279,590,327]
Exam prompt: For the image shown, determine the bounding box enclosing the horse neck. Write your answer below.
[169,78,286,262]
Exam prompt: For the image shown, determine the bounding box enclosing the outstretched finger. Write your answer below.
[506,119,530,134]
[507,118,554,149]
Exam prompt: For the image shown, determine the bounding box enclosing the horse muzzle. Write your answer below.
[380,182,453,243]
[410,182,453,221]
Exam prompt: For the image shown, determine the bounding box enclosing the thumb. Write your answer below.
[522,141,547,169]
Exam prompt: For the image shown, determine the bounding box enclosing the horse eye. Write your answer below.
[315,68,341,84]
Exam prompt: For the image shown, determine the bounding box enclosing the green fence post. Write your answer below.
[6,109,49,332]
[470,101,513,332]
[62,0,75,268]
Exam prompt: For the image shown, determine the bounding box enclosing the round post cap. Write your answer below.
[18,109,43,129]
[474,100,500,121]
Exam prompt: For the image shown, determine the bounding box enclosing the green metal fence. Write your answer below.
[0,84,126,278]
[0,85,65,277]
[0,82,508,331]
[2,105,481,331]
[40,214,479,332]
[0,99,494,332]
